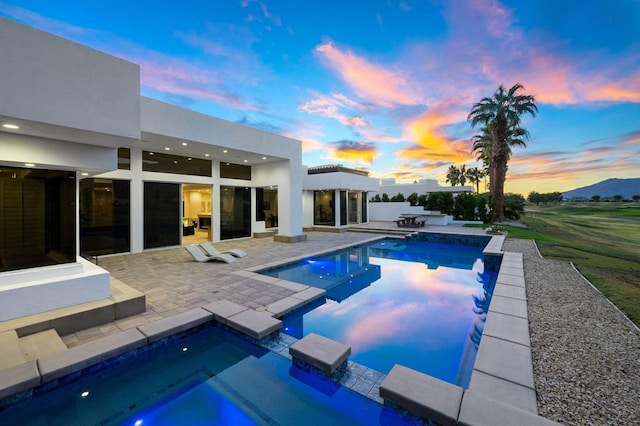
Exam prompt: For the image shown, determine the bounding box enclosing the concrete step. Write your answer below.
[19,329,67,362]
[0,330,26,370]
[348,227,415,236]
[0,277,146,337]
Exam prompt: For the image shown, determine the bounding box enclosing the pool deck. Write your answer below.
[0,224,557,424]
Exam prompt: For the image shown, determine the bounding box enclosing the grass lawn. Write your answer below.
[472,203,640,326]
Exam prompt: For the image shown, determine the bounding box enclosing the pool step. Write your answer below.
[19,329,67,362]
[348,227,416,236]
[0,329,68,371]
[0,330,25,370]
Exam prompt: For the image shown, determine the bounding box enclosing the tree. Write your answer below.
[370,194,381,202]
[381,193,389,202]
[592,195,601,202]
[528,191,544,205]
[390,193,406,202]
[613,194,623,202]
[504,193,526,219]
[453,193,477,220]
[426,192,454,214]
[407,192,419,206]
[468,83,537,222]
[458,164,467,186]
[632,195,640,202]
[445,165,460,186]
[466,167,484,193]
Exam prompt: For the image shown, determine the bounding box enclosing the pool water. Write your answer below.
[0,326,420,425]
[262,238,498,388]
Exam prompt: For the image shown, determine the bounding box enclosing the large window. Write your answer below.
[142,151,212,177]
[0,168,75,272]
[117,148,131,170]
[220,162,251,180]
[314,191,335,226]
[256,187,278,228]
[340,191,348,226]
[220,186,251,239]
[80,178,130,255]
[144,182,180,249]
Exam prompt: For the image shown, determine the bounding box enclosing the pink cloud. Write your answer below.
[297,92,369,127]
[315,41,421,107]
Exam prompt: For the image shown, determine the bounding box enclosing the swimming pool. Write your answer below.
[261,237,498,388]
[0,326,421,425]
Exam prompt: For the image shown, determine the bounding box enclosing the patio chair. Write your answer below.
[184,244,236,264]
[199,242,247,258]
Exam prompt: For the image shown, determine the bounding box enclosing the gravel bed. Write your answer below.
[503,239,640,425]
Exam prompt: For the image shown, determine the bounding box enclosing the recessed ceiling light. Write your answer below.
[205,154,209,157]
[262,156,267,160]
[164,147,170,151]
[223,150,228,153]
[2,123,19,129]
[81,172,89,176]
[24,163,35,167]
[181,142,188,146]
[188,158,192,161]
[149,152,154,155]
[174,160,178,164]
[243,160,248,163]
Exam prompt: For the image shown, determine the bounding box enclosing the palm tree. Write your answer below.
[445,165,460,186]
[471,126,493,170]
[458,164,467,186]
[468,83,537,222]
[466,167,484,193]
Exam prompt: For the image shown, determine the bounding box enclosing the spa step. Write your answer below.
[0,277,146,337]
[19,329,67,362]
[0,330,25,370]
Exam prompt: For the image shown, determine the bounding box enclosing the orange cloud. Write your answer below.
[326,140,381,165]
[316,41,420,107]
[397,109,475,164]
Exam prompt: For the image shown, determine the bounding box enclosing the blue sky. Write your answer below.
[2,0,639,195]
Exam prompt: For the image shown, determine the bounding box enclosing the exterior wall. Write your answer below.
[0,259,110,322]
[0,133,117,174]
[302,191,314,228]
[369,202,426,221]
[141,97,299,157]
[0,17,140,144]
[303,170,379,192]
[378,181,474,197]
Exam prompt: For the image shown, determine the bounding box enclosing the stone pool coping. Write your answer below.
[0,232,559,425]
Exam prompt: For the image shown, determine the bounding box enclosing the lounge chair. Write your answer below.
[184,245,236,264]
[199,242,247,258]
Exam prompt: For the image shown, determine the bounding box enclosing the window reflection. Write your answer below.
[220,186,251,239]
[144,182,180,249]
[314,191,335,226]
[0,168,75,272]
[142,151,212,177]
[80,178,130,255]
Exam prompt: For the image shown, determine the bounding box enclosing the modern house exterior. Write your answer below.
[302,165,380,230]
[0,18,305,320]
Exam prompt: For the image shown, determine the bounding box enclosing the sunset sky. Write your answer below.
[2,0,639,195]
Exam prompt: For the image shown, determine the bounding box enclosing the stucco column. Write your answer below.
[274,159,306,243]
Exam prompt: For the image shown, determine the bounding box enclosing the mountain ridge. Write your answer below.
[562,178,640,199]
